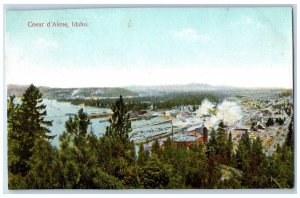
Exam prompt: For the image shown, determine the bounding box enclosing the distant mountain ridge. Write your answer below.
[8,83,290,99]
[7,84,139,99]
[125,83,237,95]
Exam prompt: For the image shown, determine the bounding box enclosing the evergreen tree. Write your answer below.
[235,131,251,172]
[207,128,217,152]
[285,119,293,150]
[26,139,59,189]
[206,150,221,188]
[151,139,162,157]
[266,118,274,127]
[100,96,136,182]
[216,121,228,164]
[185,144,209,188]
[105,95,132,144]
[7,96,26,189]
[8,85,54,189]
[248,136,268,188]
[19,84,54,175]
[137,143,149,166]
[103,95,135,162]
[139,155,170,189]
[250,122,256,130]
[205,127,222,188]
[266,117,294,188]
[57,109,100,188]
[267,145,294,188]
[7,96,21,176]
[226,132,234,166]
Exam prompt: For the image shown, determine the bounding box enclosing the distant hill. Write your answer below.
[125,83,236,96]
[7,84,139,99]
[8,83,290,100]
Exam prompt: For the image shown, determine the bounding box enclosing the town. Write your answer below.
[75,90,293,157]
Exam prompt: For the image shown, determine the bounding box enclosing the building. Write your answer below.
[191,126,208,143]
[171,125,209,147]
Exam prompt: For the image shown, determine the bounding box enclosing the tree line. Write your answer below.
[8,85,294,189]
[59,92,221,111]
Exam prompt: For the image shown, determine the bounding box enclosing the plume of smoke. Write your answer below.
[215,100,242,126]
[196,99,215,117]
[205,116,220,129]
[71,89,80,97]
[197,99,242,128]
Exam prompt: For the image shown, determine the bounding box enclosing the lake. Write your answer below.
[39,99,172,147]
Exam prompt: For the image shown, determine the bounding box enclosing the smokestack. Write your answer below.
[203,127,208,143]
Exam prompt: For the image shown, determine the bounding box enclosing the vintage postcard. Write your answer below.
[5,7,294,190]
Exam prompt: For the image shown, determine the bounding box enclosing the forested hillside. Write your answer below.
[7,85,294,189]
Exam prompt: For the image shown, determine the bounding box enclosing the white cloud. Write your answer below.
[173,28,210,42]
[37,38,58,49]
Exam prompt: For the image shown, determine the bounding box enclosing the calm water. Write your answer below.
[40,99,112,147]
[38,99,171,147]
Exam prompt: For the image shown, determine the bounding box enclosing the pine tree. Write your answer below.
[26,138,58,189]
[57,108,104,188]
[7,96,27,189]
[137,143,149,166]
[103,95,135,162]
[226,131,234,166]
[206,150,221,188]
[7,96,21,175]
[139,155,170,189]
[151,139,162,157]
[19,84,54,175]
[205,126,222,188]
[266,118,274,127]
[162,137,174,163]
[235,131,251,172]
[185,144,209,188]
[99,96,136,182]
[8,85,55,189]
[105,95,132,144]
[207,128,217,152]
[267,144,294,188]
[216,121,228,164]
[248,136,268,188]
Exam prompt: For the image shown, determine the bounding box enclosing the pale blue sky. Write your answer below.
[5,7,293,88]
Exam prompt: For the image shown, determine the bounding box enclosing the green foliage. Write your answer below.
[226,132,235,166]
[137,143,149,166]
[8,84,55,189]
[247,137,268,188]
[91,169,125,189]
[275,117,284,125]
[278,90,292,97]
[7,85,294,189]
[151,140,162,157]
[235,131,251,173]
[105,95,132,144]
[185,144,210,188]
[285,119,293,150]
[206,128,217,152]
[59,92,220,111]
[215,121,228,164]
[266,145,294,188]
[266,117,274,127]
[139,155,170,189]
